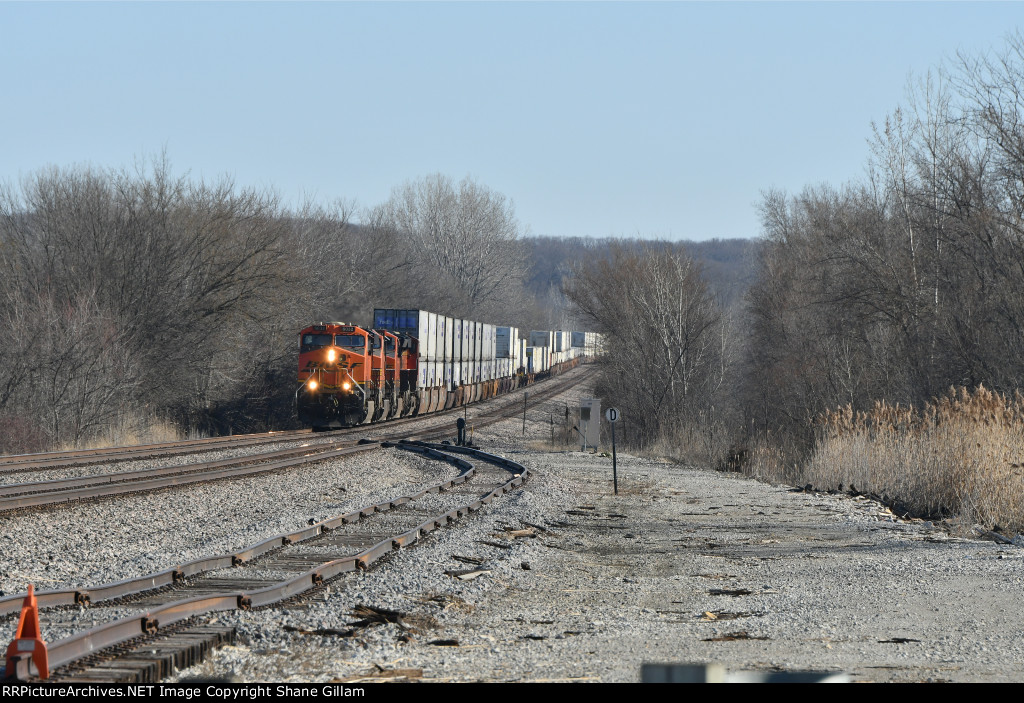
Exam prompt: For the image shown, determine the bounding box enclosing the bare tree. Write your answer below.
[565,245,724,452]
[375,174,528,319]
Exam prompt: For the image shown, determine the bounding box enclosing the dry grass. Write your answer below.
[67,415,186,451]
[804,386,1024,532]
[744,433,807,486]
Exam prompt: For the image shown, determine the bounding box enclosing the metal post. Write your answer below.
[564,404,570,445]
[612,418,618,495]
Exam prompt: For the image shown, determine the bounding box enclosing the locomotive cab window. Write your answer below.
[335,334,365,352]
[301,334,332,352]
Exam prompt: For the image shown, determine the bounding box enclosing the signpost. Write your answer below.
[606,407,619,494]
[522,392,528,435]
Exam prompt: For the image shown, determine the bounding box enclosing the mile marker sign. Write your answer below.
[606,407,620,494]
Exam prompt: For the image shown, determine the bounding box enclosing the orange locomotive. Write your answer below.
[296,310,595,430]
[296,322,417,428]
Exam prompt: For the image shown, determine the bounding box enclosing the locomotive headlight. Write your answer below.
[308,380,319,391]
[342,381,351,390]
[327,349,337,363]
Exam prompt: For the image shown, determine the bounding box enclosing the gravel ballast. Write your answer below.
[0,448,457,611]
[6,369,1023,682]
[162,378,1024,684]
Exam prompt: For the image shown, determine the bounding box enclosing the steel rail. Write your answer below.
[4,444,530,680]
[0,365,587,477]
[0,442,375,512]
[0,437,367,500]
[0,367,589,513]
[0,430,317,473]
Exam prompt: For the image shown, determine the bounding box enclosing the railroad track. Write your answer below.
[1,368,592,682]
[0,368,590,514]
[0,367,587,477]
[3,443,531,682]
[0,429,317,475]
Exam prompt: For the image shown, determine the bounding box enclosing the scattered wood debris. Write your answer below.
[409,593,473,613]
[520,520,549,532]
[975,528,1014,545]
[699,610,763,621]
[708,588,753,597]
[428,638,460,646]
[344,604,437,635]
[500,528,538,539]
[702,631,770,642]
[878,637,922,644]
[332,664,424,682]
[451,554,485,565]
[444,568,491,581]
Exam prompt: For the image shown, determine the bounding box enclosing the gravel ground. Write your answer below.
[0,435,355,486]
[0,373,580,640]
[11,368,1020,683]
[164,377,1024,684]
[0,448,457,615]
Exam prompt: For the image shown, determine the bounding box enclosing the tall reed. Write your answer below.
[806,386,1024,532]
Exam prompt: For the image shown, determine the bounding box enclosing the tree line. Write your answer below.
[0,165,535,451]
[10,31,1023,471]
[564,32,1024,480]
[742,32,1024,457]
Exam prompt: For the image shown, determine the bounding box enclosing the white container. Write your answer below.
[443,316,453,362]
[424,313,437,361]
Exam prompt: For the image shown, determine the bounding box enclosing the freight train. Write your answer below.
[296,308,602,429]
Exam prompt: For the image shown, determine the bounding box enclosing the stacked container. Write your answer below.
[374,308,439,389]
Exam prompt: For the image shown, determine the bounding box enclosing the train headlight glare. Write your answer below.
[308,380,318,391]
[342,381,351,390]
[327,349,337,363]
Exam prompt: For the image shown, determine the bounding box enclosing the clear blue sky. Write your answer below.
[0,2,1019,241]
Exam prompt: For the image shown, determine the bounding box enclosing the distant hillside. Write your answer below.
[523,236,758,313]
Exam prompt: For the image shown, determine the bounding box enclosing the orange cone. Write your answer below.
[4,584,49,680]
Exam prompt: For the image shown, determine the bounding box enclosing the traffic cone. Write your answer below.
[4,584,48,680]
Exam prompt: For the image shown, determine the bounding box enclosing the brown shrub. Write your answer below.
[806,386,1024,532]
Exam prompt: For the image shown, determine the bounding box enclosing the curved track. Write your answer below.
[1,368,593,682]
[4,444,530,682]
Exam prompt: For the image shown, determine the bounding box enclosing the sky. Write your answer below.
[0,2,1020,241]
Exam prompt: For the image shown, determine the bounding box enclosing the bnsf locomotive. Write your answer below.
[296,308,601,430]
